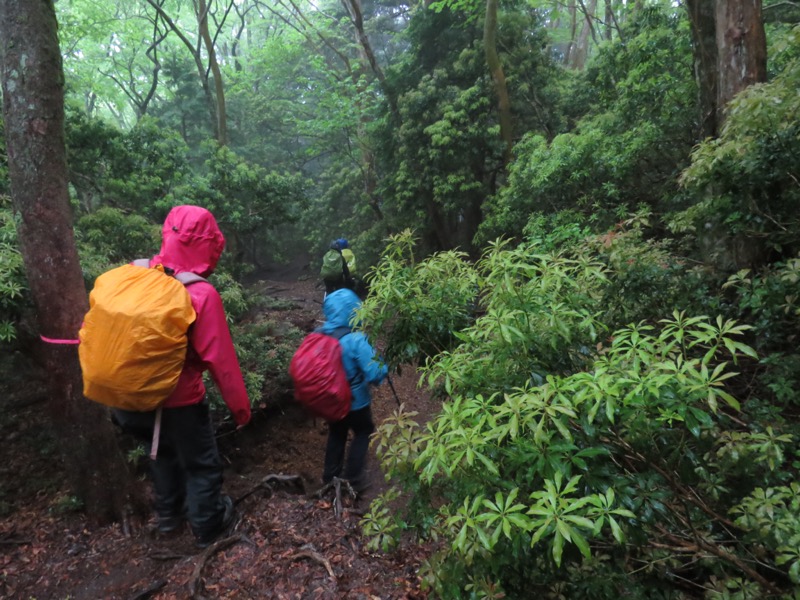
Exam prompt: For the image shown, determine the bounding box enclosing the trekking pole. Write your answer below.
[386,374,402,407]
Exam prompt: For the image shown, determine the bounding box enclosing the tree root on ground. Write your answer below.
[0,538,30,546]
[312,477,357,519]
[188,533,256,599]
[148,551,187,561]
[235,473,306,506]
[291,543,336,579]
[128,579,166,600]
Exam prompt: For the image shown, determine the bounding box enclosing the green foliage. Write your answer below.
[50,494,85,515]
[362,230,800,597]
[200,143,307,268]
[719,259,800,354]
[75,207,160,277]
[362,486,405,552]
[359,230,480,368]
[479,6,697,243]
[66,110,193,219]
[581,212,719,330]
[732,482,800,584]
[369,309,784,596]
[425,241,608,396]
[0,198,28,342]
[375,2,558,254]
[206,318,303,416]
[676,53,800,262]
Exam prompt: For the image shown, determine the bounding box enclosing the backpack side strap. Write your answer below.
[174,272,208,286]
[328,326,352,341]
[319,326,365,388]
[132,259,208,287]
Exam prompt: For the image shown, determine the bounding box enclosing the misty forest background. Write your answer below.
[1,0,800,597]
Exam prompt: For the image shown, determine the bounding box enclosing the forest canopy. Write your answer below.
[1,0,800,597]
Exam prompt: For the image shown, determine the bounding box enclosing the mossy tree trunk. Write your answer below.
[0,0,141,524]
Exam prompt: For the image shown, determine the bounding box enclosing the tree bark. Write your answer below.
[565,0,577,65]
[686,0,719,138]
[484,0,513,163]
[196,0,229,145]
[145,0,220,142]
[715,0,767,126]
[570,0,597,69]
[340,0,391,217]
[0,0,138,523]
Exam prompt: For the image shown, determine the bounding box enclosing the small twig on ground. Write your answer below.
[235,473,305,506]
[148,551,188,561]
[128,579,167,600]
[0,538,30,545]
[291,543,336,579]
[187,533,255,599]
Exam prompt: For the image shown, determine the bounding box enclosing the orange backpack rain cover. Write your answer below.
[78,264,197,411]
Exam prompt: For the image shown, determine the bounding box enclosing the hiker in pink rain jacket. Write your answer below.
[113,205,251,547]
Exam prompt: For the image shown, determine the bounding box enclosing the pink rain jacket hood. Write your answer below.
[145,205,251,426]
[153,205,225,278]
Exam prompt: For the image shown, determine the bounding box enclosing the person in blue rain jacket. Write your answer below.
[319,288,388,492]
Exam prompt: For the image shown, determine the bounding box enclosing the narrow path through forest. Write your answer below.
[0,267,435,599]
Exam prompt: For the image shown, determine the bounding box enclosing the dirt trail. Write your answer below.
[0,270,434,599]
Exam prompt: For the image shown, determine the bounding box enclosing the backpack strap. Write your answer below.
[174,272,208,286]
[339,252,351,281]
[133,259,208,287]
[316,326,365,387]
[130,259,204,458]
[327,326,352,341]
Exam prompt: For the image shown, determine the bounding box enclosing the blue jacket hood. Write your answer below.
[320,288,387,410]
[321,288,361,331]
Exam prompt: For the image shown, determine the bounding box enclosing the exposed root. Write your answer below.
[188,533,256,599]
[0,538,30,546]
[312,477,357,519]
[291,543,336,579]
[235,473,306,506]
[148,551,187,561]
[128,579,166,600]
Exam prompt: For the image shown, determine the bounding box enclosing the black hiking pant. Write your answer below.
[324,276,355,295]
[322,405,375,490]
[112,401,227,540]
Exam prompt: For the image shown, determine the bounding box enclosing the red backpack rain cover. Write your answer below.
[289,328,352,422]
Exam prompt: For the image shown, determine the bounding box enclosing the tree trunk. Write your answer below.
[197,0,229,145]
[715,0,767,127]
[0,0,139,524]
[484,0,513,163]
[145,0,220,142]
[570,0,597,69]
[565,0,577,65]
[340,0,390,218]
[686,0,719,138]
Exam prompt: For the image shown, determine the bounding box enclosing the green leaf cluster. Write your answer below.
[361,231,800,597]
[0,198,27,343]
[676,46,800,262]
[479,6,697,243]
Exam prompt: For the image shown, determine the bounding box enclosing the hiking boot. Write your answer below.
[195,495,237,549]
[156,513,185,534]
[346,477,371,496]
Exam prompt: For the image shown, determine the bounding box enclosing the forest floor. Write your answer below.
[0,260,438,599]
